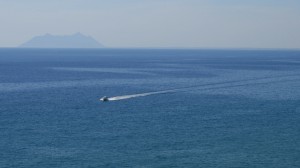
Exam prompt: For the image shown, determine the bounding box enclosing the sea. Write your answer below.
[0,48,300,168]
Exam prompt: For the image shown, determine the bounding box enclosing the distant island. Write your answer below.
[19,33,104,48]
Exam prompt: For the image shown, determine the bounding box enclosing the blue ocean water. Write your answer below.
[0,49,300,168]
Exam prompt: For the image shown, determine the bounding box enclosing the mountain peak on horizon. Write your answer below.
[19,33,104,48]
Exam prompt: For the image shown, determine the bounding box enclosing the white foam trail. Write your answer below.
[108,89,178,101]
[103,74,300,101]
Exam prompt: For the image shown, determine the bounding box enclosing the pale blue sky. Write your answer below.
[0,0,300,48]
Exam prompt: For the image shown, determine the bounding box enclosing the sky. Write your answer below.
[0,0,300,48]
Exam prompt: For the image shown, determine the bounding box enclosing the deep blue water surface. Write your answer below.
[1,49,300,167]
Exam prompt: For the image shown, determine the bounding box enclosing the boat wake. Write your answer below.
[101,74,300,102]
[108,89,178,101]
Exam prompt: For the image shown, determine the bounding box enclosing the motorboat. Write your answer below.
[100,96,109,102]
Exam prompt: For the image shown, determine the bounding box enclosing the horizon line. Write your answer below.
[0,47,300,51]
